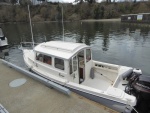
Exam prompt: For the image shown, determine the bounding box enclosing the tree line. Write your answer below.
[0,1,150,23]
[4,0,150,5]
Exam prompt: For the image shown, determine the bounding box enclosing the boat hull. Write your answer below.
[29,68,132,113]
[66,86,132,113]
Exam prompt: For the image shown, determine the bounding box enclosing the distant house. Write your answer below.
[31,0,47,5]
[121,13,150,23]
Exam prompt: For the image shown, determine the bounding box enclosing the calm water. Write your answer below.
[1,22,150,75]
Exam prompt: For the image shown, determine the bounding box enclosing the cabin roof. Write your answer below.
[34,41,90,60]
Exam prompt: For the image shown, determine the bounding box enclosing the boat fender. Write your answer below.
[90,67,95,79]
[122,69,133,80]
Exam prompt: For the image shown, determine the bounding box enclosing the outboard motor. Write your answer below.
[124,69,141,95]
[132,75,150,99]
[124,69,150,113]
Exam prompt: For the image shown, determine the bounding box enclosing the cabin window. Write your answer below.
[43,55,52,65]
[36,53,43,62]
[86,49,91,62]
[70,56,78,74]
[36,53,52,65]
[55,58,64,70]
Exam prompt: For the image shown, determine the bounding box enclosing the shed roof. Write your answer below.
[121,14,137,16]
[34,41,90,60]
[122,13,150,16]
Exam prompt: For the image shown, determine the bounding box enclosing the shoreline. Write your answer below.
[0,18,121,24]
[81,18,121,22]
[1,18,150,28]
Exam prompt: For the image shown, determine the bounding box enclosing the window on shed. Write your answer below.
[86,49,91,62]
[55,58,64,70]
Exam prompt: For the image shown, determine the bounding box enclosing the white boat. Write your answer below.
[0,27,8,48]
[22,41,150,113]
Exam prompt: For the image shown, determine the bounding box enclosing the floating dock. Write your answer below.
[0,59,117,113]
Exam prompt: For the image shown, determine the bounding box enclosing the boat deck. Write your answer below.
[0,60,117,113]
[82,68,118,91]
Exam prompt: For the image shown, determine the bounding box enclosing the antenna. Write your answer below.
[62,4,64,41]
[28,5,34,48]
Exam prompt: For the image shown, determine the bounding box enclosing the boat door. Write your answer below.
[70,55,79,83]
[78,50,85,84]
[84,49,92,78]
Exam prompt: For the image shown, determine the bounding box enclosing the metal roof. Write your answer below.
[122,13,150,16]
[34,41,90,60]
[121,14,137,16]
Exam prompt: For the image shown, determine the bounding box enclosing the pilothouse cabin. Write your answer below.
[33,41,92,84]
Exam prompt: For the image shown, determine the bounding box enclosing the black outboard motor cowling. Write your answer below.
[131,75,150,113]
[132,75,150,100]
[124,72,140,95]
[126,73,150,113]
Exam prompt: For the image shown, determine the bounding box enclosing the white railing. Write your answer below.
[93,60,119,73]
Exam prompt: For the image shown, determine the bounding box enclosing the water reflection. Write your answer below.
[101,23,110,51]
[1,22,150,75]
